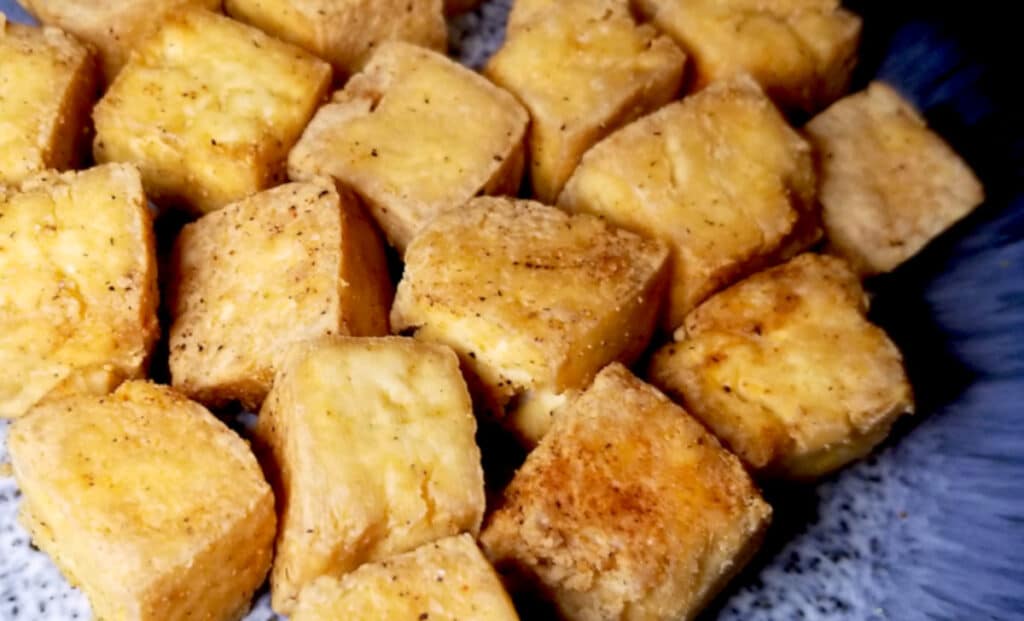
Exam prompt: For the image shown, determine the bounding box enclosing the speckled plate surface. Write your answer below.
[2,1,1023,619]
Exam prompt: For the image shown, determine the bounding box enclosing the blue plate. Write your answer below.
[2,1,1022,619]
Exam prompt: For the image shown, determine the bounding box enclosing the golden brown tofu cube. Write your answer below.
[168,179,392,410]
[225,0,445,77]
[256,337,485,614]
[8,381,276,621]
[484,0,686,203]
[0,164,159,419]
[16,0,220,84]
[481,363,771,621]
[0,15,96,185]
[291,535,519,621]
[805,82,985,276]
[391,197,669,445]
[289,41,528,254]
[634,0,861,112]
[649,253,915,479]
[559,76,818,331]
[93,9,331,215]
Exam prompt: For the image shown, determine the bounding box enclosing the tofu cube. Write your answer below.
[633,0,861,112]
[481,363,771,621]
[291,535,519,621]
[16,0,220,84]
[93,9,332,214]
[168,179,392,409]
[0,15,96,185]
[0,164,159,419]
[289,41,528,254]
[559,76,818,331]
[805,82,985,276]
[225,0,446,77]
[8,381,276,621]
[391,197,669,445]
[255,336,485,614]
[649,253,915,479]
[484,0,686,203]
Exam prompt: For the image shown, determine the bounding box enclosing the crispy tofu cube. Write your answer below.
[0,16,96,185]
[291,535,519,621]
[484,0,686,203]
[633,0,861,112]
[289,42,528,253]
[168,179,392,409]
[93,9,332,215]
[8,381,276,621]
[256,336,485,614]
[391,197,669,445]
[649,253,914,479]
[805,82,985,276]
[16,0,220,84]
[0,164,159,419]
[225,0,445,77]
[559,76,818,331]
[481,363,771,621]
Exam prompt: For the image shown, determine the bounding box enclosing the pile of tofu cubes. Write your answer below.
[0,0,983,619]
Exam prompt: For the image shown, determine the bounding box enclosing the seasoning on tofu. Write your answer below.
[0,164,159,419]
[482,363,772,621]
[805,81,985,276]
[392,197,670,445]
[93,9,331,214]
[650,253,915,479]
[168,178,392,409]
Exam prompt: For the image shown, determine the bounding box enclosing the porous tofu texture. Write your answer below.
[482,363,771,621]
[633,0,861,112]
[805,82,985,276]
[0,164,159,419]
[16,0,221,84]
[291,535,519,621]
[168,179,392,410]
[93,8,331,214]
[8,381,276,621]
[289,41,528,254]
[225,0,445,77]
[560,76,818,331]
[484,0,686,203]
[0,15,96,185]
[255,337,485,614]
[649,253,914,479]
[391,197,669,445]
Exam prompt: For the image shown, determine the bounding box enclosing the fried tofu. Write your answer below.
[633,0,861,112]
[0,164,159,419]
[255,337,485,614]
[484,0,686,203]
[289,42,528,254]
[805,82,985,276]
[93,9,331,215]
[559,76,818,330]
[16,0,221,84]
[225,0,445,77]
[291,535,519,621]
[649,253,914,479]
[481,363,771,621]
[391,197,669,445]
[0,15,96,185]
[168,179,391,410]
[8,381,275,621]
